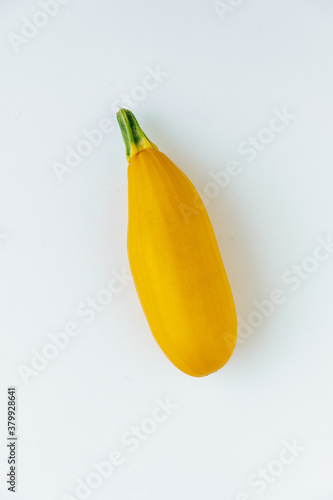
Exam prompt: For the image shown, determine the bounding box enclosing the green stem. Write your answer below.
[116,108,158,162]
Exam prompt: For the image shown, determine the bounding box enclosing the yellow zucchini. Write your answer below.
[117,109,237,377]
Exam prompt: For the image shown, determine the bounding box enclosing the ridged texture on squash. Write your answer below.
[127,147,237,377]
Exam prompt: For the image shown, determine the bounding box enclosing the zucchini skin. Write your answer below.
[127,148,237,377]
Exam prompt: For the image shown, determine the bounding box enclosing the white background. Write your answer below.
[1,1,333,499]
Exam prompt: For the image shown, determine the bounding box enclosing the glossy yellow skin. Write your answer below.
[127,148,237,377]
